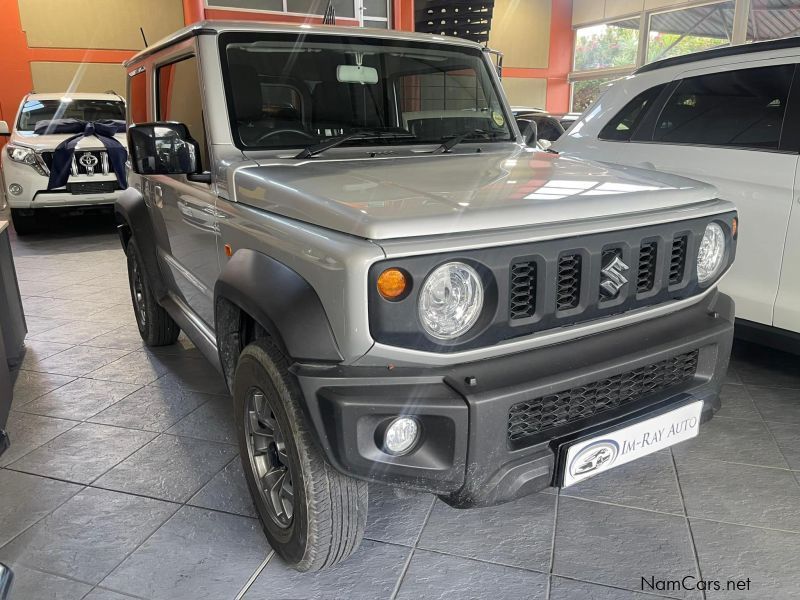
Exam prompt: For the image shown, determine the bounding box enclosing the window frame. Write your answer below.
[598,83,667,142]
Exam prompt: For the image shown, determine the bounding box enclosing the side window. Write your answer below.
[599,84,666,141]
[128,70,148,124]
[653,65,794,150]
[157,55,209,170]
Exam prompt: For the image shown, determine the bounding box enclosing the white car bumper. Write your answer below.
[1,152,124,209]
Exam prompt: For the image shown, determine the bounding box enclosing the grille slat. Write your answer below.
[637,242,658,293]
[669,236,688,285]
[556,254,582,311]
[510,261,537,320]
[507,350,699,447]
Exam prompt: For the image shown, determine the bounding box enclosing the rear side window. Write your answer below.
[653,65,794,150]
[599,84,665,141]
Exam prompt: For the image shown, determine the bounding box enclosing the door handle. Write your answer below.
[154,185,163,208]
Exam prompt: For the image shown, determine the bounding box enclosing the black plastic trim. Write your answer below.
[734,318,800,356]
[214,249,343,363]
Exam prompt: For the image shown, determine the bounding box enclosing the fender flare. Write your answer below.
[114,187,168,300]
[215,249,343,363]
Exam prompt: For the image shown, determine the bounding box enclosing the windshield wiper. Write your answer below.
[294,129,416,159]
[433,129,511,154]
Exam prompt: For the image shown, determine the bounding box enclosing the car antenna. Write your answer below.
[140,27,148,48]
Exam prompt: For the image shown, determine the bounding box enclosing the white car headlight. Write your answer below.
[418,262,483,340]
[6,144,36,165]
[697,222,726,284]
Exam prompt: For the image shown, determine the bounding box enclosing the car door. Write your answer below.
[576,61,800,328]
[152,49,219,326]
[774,173,800,332]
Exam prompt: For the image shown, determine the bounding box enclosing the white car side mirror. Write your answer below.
[0,121,9,136]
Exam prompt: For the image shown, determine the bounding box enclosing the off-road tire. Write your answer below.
[125,238,180,346]
[10,209,37,236]
[234,338,368,572]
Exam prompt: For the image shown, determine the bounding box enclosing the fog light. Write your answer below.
[8,184,22,196]
[383,417,420,455]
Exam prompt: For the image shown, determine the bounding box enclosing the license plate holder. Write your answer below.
[559,398,703,488]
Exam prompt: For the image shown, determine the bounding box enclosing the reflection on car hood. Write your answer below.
[234,146,717,240]
[11,131,127,151]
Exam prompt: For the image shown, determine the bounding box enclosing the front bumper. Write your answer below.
[2,156,122,209]
[296,291,734,508]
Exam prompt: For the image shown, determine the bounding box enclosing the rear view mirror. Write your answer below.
[516,118,538,147]
[0,121,9,136]
[128,122,202,176]
[337,65,378,85]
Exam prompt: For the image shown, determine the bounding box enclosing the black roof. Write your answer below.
[634,35,800,74]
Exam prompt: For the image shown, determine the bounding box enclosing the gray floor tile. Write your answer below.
[22,378,141,421]
[0,412,77,467]
[748,385,800,424]
[23,315,71,337]
[165,395,236,444]
[729,343,800,389]
[0,487,177,585]
[27,346,129,377]
[365,484,436,546]
[83,304,138,326]
[19,339,74,370]
[550,576,674,600]
[723,366,742,386]
[188,457,257,518]
[1,564,93,600]
[691,519,800,599]
[714,384,761,421]
[395,550,548,600]
[0,470,83,547]
[87,351,172,385]
[151,356,229,396]
[11,370,75,406]
[102,506,269,600]
[243,539,410,600]
[28,320,120,345]
[84,325,146,351]
[562,449,684,515]
[83,588,141,600]
[553,497,700,599]
[763,421,800,470]
[418,493,555,571]
[8,422,156,484]
[89,385,210,432]
[94,434,237,503]
[675,456,800,532]
[674,416,788,468]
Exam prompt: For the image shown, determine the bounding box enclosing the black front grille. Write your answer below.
[669,236,688,285]
[510,260,537,320]
[41,150,109,176]
[557,254,582,311]
[637,242,658,293]
[507,350,699,448]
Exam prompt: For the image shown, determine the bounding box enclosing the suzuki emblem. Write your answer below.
[600,255,629,298]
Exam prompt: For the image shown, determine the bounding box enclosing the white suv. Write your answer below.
[0,92,127,234]
[554,38,800,351]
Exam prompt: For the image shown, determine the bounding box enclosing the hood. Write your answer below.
[233,146,717,240]
[12,131,127,152]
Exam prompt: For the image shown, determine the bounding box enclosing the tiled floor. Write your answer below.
[2,213,800,600]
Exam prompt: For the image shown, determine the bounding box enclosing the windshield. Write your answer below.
[17,98,125,132]
[219,33,513,150]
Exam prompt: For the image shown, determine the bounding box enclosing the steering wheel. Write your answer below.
[254,129,316,144]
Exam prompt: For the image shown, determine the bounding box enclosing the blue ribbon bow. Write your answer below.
[33,119,128,190]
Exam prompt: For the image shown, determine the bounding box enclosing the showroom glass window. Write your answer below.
[653,65,793,150]
[128,70,148,124]
[646,2,735,64]
[599,84,666,141]
[157,56,209,169]
[219,33,513,149]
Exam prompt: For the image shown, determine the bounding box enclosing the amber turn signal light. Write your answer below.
[377,268,408,300]
[731,217,738,239]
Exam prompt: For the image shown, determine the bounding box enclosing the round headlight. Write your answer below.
[697,222,726,284]
[418,262,483,340]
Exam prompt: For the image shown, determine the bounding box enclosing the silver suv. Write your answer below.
[118,21,738,572]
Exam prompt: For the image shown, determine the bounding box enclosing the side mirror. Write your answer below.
[515,118,538,147]
[0,121,10,137]
[128,122,203,177]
